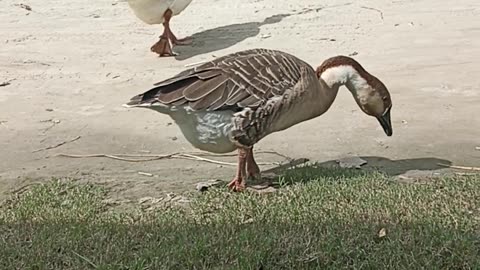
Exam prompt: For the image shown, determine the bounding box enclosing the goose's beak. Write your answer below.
[377,109,392,136]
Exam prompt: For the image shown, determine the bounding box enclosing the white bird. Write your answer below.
[124,48,393,191]
[127,0,194,56]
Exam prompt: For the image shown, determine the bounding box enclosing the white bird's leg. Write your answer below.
[150,8,193,56]
[150,10,175,57]
[227,148,248,192]
[246,146,261,180]
[162,9,192,46]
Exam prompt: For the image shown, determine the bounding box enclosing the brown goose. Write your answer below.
[124,48,393,191]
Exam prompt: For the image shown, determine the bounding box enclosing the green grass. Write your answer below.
[1,166,479,269]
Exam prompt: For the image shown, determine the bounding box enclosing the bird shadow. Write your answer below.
[172,2,354,60]
[319,156,452,176]
[173,13,291,60]
[249,156,453,189]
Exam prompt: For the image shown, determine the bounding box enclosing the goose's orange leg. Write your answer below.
[150,9,192,56]
[150,9,175,56]
[150,35,174,56]
[246,147,261,180]
[228,148,248,192]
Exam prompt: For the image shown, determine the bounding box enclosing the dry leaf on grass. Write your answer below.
[378,228,387,238]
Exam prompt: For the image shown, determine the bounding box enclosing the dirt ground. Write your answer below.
[1,0,479,201]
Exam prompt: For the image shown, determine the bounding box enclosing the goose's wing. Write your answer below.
[126,48,314,111]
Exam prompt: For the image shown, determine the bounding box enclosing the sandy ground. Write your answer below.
[1,0,479,201]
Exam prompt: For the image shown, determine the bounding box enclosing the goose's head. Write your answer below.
[316,56,393,136]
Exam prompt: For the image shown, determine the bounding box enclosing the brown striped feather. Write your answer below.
[157,79,201,103]
[225,89,250,106]
[127,49,314,111]
[208,84,231,111]
[189,86,224,111]
[183,75,226,101]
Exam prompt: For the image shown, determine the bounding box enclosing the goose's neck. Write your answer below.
[321,65,368,89]
[318,65,370,102]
